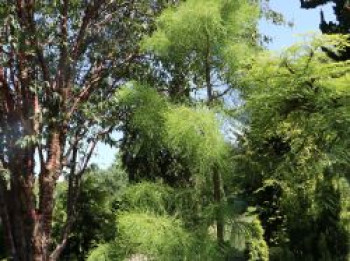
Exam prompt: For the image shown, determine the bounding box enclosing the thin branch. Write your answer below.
[303,49,314,74]
[71,1,106,62]
[68,62,105,116]
[77,140,97,177]
[77,126,114,177]
[283,59,316,90]
[283,59,296,74]
[213,86,232,99]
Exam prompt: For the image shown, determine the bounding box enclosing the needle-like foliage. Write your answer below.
[235,34,350,260]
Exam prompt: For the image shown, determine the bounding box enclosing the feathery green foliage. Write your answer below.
[116,211,192,260]
[120,181,174,215]
[118,83,169,140]
[141,0,260,101]
[87,181,224,261]
[164,106,231,186]
[142,0,259,65]
[235,34,350,260]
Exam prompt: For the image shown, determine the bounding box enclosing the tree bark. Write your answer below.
[0,176,17,259]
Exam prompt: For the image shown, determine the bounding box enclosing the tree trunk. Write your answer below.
[0,176,17,259]
[213,166,224,245]
[0,135,62,261]
[205,32,213,104]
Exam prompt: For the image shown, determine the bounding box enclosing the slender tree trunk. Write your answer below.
[205,32,213,104]
[203,31,224,244]
[213,166,224,245]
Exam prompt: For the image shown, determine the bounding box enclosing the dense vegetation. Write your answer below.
[0,0,349,260]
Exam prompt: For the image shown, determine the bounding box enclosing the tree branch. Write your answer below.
[55,0,70,91]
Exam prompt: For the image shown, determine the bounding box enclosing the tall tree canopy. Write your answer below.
[141,0,260,102]
[119,0,262,186]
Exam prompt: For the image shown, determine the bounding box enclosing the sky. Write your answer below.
[91,0,336,169]
[259,0,334,50]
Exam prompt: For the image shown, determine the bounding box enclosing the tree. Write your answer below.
[0,1,174,260]
[116,84,269,259]
[118,84,232,244]
[137,0,262,247]
[118,0,263,188]
[142,0,260,103]
[118,1,262,248]
[235,34,350,260]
